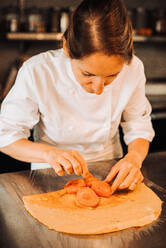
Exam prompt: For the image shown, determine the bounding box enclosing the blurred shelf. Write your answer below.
[147,94,166,113]
[133,35,166,42]
[151,111,166,120]
[6,32,63,41]
[146,83,166,95]
[5,33,166,42]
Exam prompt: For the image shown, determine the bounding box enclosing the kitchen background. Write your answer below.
[0,0,166,173]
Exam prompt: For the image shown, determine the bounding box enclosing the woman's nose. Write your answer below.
[93,77,105,95]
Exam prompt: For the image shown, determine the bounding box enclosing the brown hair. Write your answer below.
[64,0,134,64]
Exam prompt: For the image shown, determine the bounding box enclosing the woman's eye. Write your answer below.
[107,73,119,78]
[107,75,116,78]
[82,72,93,77]
[83,74,90,77]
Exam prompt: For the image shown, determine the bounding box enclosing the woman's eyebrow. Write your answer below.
[83,70,120,77]
[106,72,120,77]
[83,71,96,76]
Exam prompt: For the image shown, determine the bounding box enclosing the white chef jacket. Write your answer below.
[0,49,154,167]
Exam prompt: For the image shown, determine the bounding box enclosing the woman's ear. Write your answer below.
[63,38,69,58]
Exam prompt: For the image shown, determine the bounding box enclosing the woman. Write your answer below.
[0,0,154,193]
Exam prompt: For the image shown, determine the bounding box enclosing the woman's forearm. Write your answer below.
[125,138,150,167]
[0,138,54,163]
[0,138,87,176]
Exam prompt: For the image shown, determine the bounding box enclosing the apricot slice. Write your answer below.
[65,179,86,187]
[64,179,86,194]
[84,175,99,187]
[90,180,112,197]
[76,187,99,207]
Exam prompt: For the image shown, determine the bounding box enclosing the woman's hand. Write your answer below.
[43,147,86,176]
[104,151,144,193]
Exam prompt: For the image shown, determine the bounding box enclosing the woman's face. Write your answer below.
[70,52,125,95]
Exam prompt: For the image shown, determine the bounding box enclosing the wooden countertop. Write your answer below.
[0,153,166,248]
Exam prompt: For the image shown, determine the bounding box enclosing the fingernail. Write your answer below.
[119,183,125,188]
[68,169,73,175]
[111,185,116,193]
[75,167,82,175]
[57,170,64,176]
[76,170,81,175]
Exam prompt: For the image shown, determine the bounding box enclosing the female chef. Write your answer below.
[0,0,154,193]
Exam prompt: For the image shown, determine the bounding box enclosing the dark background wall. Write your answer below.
[0,0,166,8]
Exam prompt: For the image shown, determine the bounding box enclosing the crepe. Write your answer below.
[23,183,162,235]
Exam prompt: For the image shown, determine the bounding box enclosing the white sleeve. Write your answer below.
[120,62,155,145]
[0,64,39,148]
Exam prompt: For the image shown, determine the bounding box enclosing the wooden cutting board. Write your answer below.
[23,183,162,235]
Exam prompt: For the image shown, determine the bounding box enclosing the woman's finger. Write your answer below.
[118,167,139,189]
[70,150,86,175]
[56,155,74,175]
[64,151,82,175]
[52,162,65,176]
[104,163,120,183]
[128,174,144,191]
[110,164,130,193]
